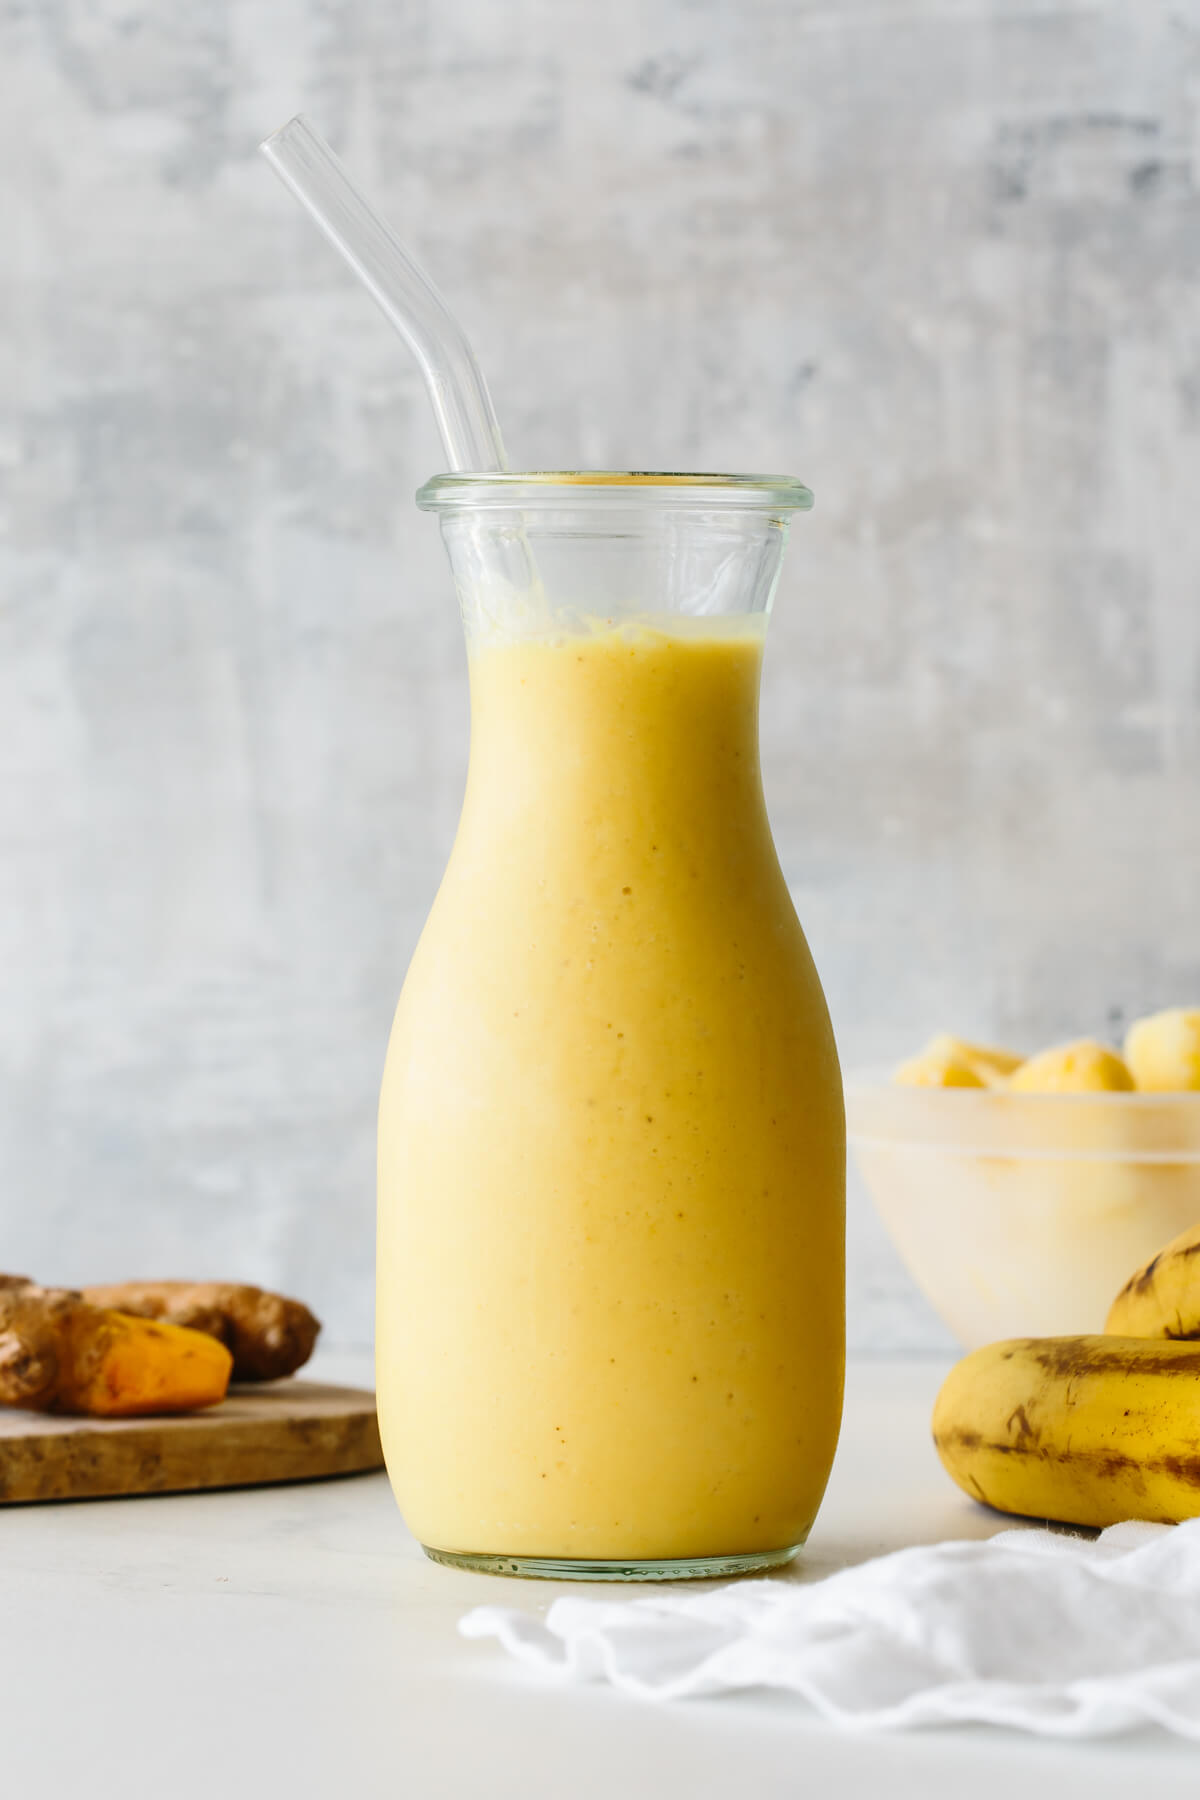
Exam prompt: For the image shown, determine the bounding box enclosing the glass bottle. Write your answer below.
[377,473,844,1580]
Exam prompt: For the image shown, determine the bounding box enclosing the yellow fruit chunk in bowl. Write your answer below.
[1007,1038,1135,1094]
[1124,1008,1200,1092]
[894,1042,985,1089]
[893,1034,1020,1089]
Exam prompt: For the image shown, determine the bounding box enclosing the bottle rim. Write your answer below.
[416,471,814,514]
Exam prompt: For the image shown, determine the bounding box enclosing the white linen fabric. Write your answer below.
[460,1520,1200,1738]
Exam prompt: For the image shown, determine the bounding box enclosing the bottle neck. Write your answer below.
[433,491,797,644]
[461,616,769,845]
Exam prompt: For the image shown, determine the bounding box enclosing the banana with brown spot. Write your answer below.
[932,1335,1200,1528]
[1107,1220,1200,1342]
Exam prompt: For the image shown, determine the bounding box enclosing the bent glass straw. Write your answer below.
[261,115,508,474]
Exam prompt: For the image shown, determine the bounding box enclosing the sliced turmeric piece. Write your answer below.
[0,1280,232,1417]
[82,1281,320,1382]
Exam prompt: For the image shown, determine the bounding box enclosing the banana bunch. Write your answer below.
[934,1220,1200,1528]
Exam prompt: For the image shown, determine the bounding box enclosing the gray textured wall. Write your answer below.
[4,0,1199,1350]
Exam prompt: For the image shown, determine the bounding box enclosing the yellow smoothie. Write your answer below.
[377,615,845,1563]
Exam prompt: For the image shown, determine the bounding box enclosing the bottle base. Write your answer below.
[422,1543,803,1582]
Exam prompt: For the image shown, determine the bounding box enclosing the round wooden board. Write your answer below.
[0,1380,384,1502]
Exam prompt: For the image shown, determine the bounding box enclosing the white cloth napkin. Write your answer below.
[460,1520,1200,1738]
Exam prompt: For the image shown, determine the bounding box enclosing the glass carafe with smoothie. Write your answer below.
[377,472,845,1579]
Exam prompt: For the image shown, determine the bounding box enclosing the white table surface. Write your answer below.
[3,1352,1196,1797]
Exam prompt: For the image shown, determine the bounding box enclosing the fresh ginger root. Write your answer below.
[0,1279,233,1417]
[82,1281,320,1382]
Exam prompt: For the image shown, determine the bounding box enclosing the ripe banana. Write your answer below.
[1107,1220,1200,1340]
[932,1336,1200,1528]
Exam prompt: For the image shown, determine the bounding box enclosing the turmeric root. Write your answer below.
[82,1281,321,1382]
[0,1280,233,1417]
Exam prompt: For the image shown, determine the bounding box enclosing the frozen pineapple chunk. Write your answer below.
[927,1034,1023,1086]
[1008,1039,1134,1094]
[893,1040,986,1088]
[1124,1008,1200,1092]
[893,1034,1021,1089]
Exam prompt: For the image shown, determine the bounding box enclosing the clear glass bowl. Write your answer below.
[846,1075,1200,1350]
